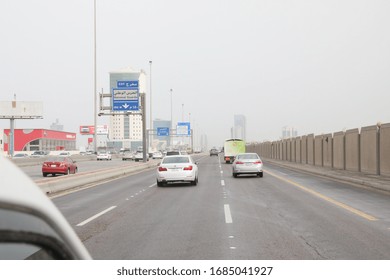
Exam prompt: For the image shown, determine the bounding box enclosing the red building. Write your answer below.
[3,129,76,152]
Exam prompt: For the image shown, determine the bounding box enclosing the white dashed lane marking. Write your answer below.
[77,206,117,227]
[224,204,233,224]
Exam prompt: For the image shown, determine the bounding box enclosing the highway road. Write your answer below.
[50,154,390,259]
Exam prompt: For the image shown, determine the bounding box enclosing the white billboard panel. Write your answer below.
[96,125,109,135]
[0,101,43,119]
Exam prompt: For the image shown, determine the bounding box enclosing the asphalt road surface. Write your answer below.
[52,154,390,259]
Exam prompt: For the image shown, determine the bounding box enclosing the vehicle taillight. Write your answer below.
[235,161,244,164]
[254,160,262,164]
[158,166,167,171]
[183,166,193,171]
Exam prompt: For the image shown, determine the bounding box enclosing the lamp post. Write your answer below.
[170,88,173,148]
[149,60,152,131]
[93,0,97,153]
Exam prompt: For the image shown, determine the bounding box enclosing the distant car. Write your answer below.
[232,153,263,178]
[134,151,149,162]
[210,148,219,156]
[0,155,91,259]
[59,151,71,156]
[166,151,181,156]
[42,156,78,177]
[122,151,135,161]
[97,152,112,161]
[156,155,199,187]
[30,150,48,158]
[152,151,163,159]
[12,153,29,158]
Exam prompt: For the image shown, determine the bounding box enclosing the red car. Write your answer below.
[42,156,78,177]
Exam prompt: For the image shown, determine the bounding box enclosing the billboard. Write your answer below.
[80,125,95,135]
[96,125,109,135]
[0,101,43,119]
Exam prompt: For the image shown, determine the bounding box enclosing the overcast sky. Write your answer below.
[1,0,390,148]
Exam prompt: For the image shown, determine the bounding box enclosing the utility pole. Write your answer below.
[141,93,147,163]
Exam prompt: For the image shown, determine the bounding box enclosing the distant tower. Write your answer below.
[233,115,246,140]
[282,126,298,139]
[50,119,64,131]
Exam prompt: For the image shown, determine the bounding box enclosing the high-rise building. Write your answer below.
[282,126,298,139]
[233,114,246,140]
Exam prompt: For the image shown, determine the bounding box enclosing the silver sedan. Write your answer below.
[232,153,263,178]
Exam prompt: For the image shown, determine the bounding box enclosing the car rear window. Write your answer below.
[46,157,66,162]
[238,154,259,160]
[162,157,190,164]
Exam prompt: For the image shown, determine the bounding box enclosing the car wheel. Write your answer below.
[233,173,237,178]
[157,180,164,187]
[191,178,197,186]
[74,167,78,174]
[258,172,263,178]
[43,173,47,177]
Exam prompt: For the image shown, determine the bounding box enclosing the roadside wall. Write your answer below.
[380,123,390,176]
[246,122,390,177]
[345,128,360,172]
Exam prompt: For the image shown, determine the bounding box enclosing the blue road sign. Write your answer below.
[117,80,138,88]
[177,122,191,135]
[112,86,139,111]
[157,127,170,136]
[113,100,139,111]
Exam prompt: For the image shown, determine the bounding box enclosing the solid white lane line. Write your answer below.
[224,204,233,223]
[221,180,225,186]
[77,206,117,227]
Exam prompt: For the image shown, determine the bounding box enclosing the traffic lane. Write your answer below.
[52,165,159,228]
[263,162,390,227]
[21,157,158,181]
[220,161,390,259]
[55,154,233,259]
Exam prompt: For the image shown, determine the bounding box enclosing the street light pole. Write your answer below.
[170,88,173,148]
[149,60,152,131]
[93,0,97,153]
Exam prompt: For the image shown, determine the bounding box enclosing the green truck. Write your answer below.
[223,138,245,163]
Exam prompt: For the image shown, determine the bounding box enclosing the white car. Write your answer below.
[156,155,199,187]
[152,151,163,159]
[232,153,263,178]
[134,151,149,162]
[97,152,112,161]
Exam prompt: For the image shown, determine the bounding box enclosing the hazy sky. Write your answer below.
[1,0,390,148]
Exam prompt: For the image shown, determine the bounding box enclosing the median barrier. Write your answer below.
[38,160,158,195]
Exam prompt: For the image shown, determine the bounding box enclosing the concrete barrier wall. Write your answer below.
[314,135,323,167]
[246,122,390,177]
[333,131,345,170]
[380,123,390,176]
[360,125,378,175]
[301,136,307,164]
[345,128,360,172]
[291,138,296,162]
[307,134,315,165]
[323,133,333,168]
[295,137,301,163]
